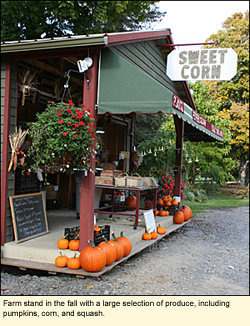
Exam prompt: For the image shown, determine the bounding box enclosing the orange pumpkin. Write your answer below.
[57,234,69,250]
[163,196,169,202]
[69,235,80,251]
[94,225,100,233]
[142,232,152,240]
[126,196,137,211]
[157,198,164,205]
[155,209,159,216]
[55,252,68,268]
[184,205,192,218]
[165,200,172,206]
[159,209,166,217]
[180,206,191,221]
[157,225,166,234]
[172,199,178,206]
[109,236,125,261]
[150,231,158,239]
[98,237,117,266]
[117,231,132,257]
[67,254,80,269]
[79,240,106,272]
[165,210,169,216]
[174,210,184,224]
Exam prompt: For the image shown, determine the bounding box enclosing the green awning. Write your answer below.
[97,48,223,142]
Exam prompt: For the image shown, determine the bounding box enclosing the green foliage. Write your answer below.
[1,1,166,41]
[27,100,95,174]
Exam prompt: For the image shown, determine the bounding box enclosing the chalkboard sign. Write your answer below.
[143,209,156,233]
[9,192,50,243]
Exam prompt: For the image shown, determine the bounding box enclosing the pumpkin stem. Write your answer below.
[102,236,109,244]
[88,239,96,248]
[111,232,118,242]
[120,231,124,237]
[59,252,63,257]
[73,253,77,259]
[64,234,68,239]
[74,235,79,241]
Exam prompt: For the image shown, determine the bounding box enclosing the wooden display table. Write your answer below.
[94,184,158,229]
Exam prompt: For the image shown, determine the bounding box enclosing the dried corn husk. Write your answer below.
[8,127,28,172]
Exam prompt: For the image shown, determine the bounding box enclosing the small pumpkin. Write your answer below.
[67,253,81,269]
[155,209,159,216]
[172,199,178,206]
[94,225,100,233]
[117,231,132,257]
[109,234,125,261]
[142,232,152,240]
[126,196,137,211]
[150,231,158,239]
[165,200,172,206]
[157,198,164,205]
[165,210,169,216]
[57,234,69,250]
[159,209,166,217]
[79,240,106,272]
[157,224,166,234]
[174,210,184,224]
[98,237,117,266]
[69,235,80,251]
[55,252,68,268]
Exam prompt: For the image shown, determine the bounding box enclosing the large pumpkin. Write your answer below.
[184,205,192,218]
[79,240,106,272]
[180,205,191,221]
[109,236,125,261]
[98,237,117,266]
[174,210,184,224]
[117,231,132,257]
[126,196,137,211]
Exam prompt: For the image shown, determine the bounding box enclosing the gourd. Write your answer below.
[67,254,80,269]
[98,237,117,266]
[117,231,132,257]
[174,210,184,224]
[126,196,137,211]
[150,231,158,239]
[109,235,125,261]
[55,252,68,268]
[157,225,166,234]
[79,240,106,272]
[57,234,69,250]
[69,235,80,251]
[142,232,152,240]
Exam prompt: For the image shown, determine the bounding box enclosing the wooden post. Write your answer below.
[173,115,184,203]
[79,52,99,251]
[1,58,12,245]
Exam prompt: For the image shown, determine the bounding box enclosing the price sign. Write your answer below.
[143,209,157,233]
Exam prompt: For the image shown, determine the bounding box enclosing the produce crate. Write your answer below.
[157,204,179,215]
[64,225,110,245]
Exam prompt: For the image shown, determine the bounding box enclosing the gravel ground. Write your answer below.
[1,206,249,296]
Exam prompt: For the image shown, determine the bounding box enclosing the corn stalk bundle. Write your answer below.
[8,127,28,172]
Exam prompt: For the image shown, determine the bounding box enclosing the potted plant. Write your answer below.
[27,100,96,175]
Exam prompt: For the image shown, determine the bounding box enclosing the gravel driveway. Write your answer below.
[1,206,249,296]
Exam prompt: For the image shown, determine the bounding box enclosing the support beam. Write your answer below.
[1,58,12,245]
[173,115,184,203]
[79,53,99,251]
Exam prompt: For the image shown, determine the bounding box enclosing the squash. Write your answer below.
[174,210,184,224]
[184,205,192,218]
[157,224,166,234]
[180,206,191,221]
[109,235,125,261]
[150,231,158,239]
[98,237,117,266]
[79,240,106,272]
[117,231,132,257]
[126,196,137,211]
[55,252,68,268]
[67,253,80,269]
[142,232,152,240]
[57,234,69,250]
[69,235,80,251]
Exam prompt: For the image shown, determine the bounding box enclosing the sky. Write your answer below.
[151,1,249,50]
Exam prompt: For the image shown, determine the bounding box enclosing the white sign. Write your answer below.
[143,209,156,233]
[166,48,237,81]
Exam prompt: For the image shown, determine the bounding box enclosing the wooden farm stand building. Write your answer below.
[1,30,223,275]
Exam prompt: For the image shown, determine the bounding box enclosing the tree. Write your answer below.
[1,1,166,41]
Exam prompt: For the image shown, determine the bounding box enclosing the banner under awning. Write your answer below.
[97,48,223,142]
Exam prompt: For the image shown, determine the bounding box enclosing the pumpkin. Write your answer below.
[55,252,68,268]
[184,205,192,218]
[157,225,166,234]
[163,196,169,202]
[117,231,132,257]
[180,206,191,221]
[79,240,106,272]
[165,200,172,206]
[165,210,169,216]
[150,231,158,239]
[69,235,80,251]
[159,209,166,217]
[172,199,178,206]
[67,253,80,269]
[174,210,184,224]
[98,237,117,266]
[57,234,69,250]
[109,235,125,261]
[94,225,100,233]
[157,198,164,205]
[142,232,152,240]
[126,196,137,211]
[155,209,159,216]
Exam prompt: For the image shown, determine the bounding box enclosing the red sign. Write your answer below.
[172,94,184,113]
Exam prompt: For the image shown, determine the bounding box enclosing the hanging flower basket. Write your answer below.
[27,100,96,174]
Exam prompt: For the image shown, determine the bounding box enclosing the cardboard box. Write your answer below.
[105,194,125,202]
[101,170,114,177]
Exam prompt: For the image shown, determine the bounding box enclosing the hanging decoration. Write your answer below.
[8,127,28,172]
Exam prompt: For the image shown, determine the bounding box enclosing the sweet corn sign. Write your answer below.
[166,48,237,81]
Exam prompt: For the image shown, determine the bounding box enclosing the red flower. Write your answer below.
[68,100,74,106]
[81,104,85,107]
[74,134,79,138]
[62,132,67,136]
[75,123,79,128]
[68,122,72,126]
[71,115,75,118]
[59,120,64,124]
[79,121,85,126]
[67,108,71,113]
[87,108,91,112]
